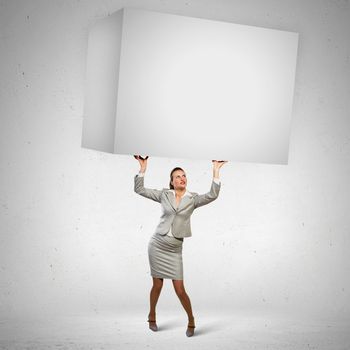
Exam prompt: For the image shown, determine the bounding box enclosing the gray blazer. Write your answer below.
[134,174,221,238]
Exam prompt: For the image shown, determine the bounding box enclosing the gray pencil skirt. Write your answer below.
[148,233,184,280]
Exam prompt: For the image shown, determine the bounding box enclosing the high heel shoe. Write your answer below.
[186,317,195,337]
[147,317,158,331]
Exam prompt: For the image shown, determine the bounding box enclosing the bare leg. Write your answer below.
[148,277,163,322]
[172,279,195,326]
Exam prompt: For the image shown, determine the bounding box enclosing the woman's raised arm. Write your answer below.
[133,155,162,203]
[193,160,228,209]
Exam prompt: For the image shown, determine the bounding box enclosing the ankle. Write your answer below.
[188,316,195,325]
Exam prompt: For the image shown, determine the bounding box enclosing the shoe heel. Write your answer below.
[147,319,158,332]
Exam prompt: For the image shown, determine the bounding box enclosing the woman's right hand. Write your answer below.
[134,155,148,172]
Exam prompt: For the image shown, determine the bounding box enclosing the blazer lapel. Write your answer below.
[165,190,193,212]
[177,195,191,211]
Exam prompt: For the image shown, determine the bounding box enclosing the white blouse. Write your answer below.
[137,172,221,237]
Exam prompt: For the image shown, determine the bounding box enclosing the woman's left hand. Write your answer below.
[212,160,228,171]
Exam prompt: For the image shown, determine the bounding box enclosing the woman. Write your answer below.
[134,155,227,337]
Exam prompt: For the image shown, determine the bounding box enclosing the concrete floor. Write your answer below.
[1,311,349,350]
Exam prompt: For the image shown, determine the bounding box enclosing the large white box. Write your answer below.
[82,7,299,164]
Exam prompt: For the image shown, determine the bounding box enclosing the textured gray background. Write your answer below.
[0,0,349,348]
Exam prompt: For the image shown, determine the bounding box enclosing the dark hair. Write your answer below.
[169,167,185,189]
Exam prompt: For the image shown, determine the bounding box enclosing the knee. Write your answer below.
[175,288,186,298]
[152,281,164,292]
[153,284,163,292]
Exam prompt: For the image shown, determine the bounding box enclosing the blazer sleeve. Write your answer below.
[134,174,162,203]
[193,179,221,209]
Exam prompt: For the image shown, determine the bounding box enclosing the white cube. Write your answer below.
[82,7,299,164]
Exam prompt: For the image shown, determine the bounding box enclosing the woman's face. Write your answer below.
[172,170,187,190]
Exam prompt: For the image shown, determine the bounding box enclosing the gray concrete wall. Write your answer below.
[0,0,349,322]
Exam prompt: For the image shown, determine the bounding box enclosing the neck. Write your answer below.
[175,188,186,196]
